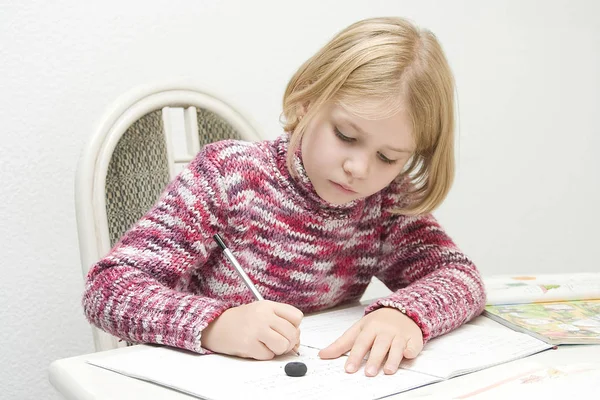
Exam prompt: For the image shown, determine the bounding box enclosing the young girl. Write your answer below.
[83,16,486,378]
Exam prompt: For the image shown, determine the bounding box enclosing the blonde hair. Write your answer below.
[281,17,456,216]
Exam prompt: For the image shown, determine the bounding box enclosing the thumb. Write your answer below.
[318,324,361,359]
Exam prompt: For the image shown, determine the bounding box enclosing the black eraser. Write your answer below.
[284,361,307,377]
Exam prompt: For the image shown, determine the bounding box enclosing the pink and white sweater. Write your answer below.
[83,134,486,353]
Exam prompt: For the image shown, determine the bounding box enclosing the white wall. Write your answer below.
[1,1,598,398]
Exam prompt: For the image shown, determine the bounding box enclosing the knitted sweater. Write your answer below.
[83,134,486,354]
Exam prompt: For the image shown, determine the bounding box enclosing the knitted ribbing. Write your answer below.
[82,134,486,353]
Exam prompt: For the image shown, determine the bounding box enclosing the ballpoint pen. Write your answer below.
[213,233,300,356]
[213,233,264,301]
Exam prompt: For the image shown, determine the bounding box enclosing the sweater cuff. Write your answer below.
[161,298,233,354]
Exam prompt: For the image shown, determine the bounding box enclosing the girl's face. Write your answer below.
[301,101,415,205]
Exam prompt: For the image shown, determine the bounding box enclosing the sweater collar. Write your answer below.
[272,133,366,218]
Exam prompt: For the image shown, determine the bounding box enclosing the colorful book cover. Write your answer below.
[484,300,600,345]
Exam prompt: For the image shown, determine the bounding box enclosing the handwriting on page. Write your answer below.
[233,347,440,400]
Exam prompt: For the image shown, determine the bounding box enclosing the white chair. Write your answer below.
[75,82,262,352]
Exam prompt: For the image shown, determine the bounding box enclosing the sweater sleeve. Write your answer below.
[82,145,232,354]
[365,213,486,343]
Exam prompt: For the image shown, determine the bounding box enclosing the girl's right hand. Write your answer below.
[201,300,303,360]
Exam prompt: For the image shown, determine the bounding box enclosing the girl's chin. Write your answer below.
[317,191,361,206]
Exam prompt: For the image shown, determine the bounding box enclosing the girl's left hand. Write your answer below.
[318,307,424,377]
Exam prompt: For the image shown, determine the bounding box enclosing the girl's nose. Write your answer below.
[342,153,369,179]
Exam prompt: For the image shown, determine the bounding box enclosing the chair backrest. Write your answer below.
[75,83,262,351]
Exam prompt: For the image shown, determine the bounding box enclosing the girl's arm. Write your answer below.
[367,213,486,343]
[82,145,232,354]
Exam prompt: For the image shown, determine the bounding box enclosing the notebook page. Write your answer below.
[298,303,552,380]
[400,324,553,379]
[300,304,365,349]
[87,345,441,400]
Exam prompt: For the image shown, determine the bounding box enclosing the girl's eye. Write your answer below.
[334,127,355,142]
[378,153,397,164]
[334,126,397,164]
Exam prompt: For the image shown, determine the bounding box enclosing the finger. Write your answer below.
[403,337,422,359]
[258,328,291,356]
[290,329,301,354]
[291,328,301,353]
[269,316,299,352]
[345,329,375,374]
[272,303,304,327]
[365,334,393,377]
[243,341,275,361]
[318,323,361,360]
[383,336,407,375]
[284,328,301,354]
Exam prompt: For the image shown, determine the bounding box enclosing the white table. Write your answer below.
[48,317,599,399]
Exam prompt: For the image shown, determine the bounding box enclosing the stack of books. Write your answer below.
[484,272,600,345]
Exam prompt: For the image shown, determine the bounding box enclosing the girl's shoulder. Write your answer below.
[194,138,275,177]
[201,137,268,155]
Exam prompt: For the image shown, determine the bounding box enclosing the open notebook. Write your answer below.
[87,304,552,400]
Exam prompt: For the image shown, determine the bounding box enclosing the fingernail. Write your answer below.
[366,366,377,376]
[345,363,356,373]
[383,365,396,374]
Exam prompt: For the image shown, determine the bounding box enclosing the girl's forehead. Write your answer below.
[334,96,408,121]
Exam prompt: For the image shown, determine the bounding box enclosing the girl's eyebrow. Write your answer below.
[344,119,413,154]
